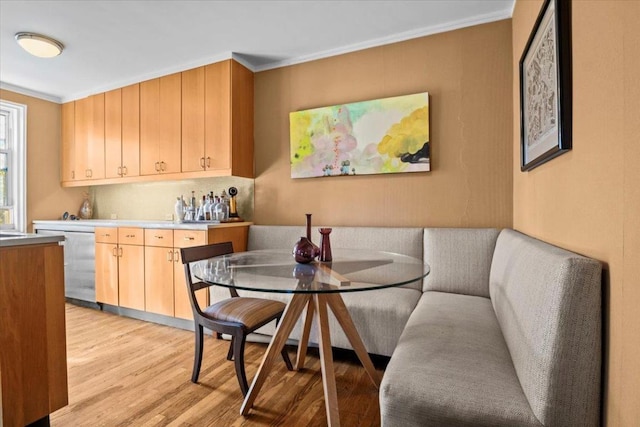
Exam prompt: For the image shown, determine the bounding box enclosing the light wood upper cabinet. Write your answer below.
[140,73,181,175]
[74,93,105,180]
[181,67,206,172]
[121,84,140,177]
[61,102,75,182]
[105,85,140,179]
[104,88,122,179]
[61,59,252,186]
[180,60,253,177]
[204,61,232,171]
[229,60,254,178]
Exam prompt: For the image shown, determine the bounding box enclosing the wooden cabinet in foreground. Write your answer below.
[0,241,68,426]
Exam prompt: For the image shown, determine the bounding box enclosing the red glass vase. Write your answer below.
[319,228,332,262]
[292,213,320,264]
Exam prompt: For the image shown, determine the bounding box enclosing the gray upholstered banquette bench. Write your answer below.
[209,226,602,426]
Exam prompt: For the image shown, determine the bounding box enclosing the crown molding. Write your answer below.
[0,81,62,103]
[254,9,512,72]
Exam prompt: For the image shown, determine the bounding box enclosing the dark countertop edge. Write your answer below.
[0,233,65,247]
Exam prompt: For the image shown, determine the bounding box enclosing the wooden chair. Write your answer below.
[180,242,293,395]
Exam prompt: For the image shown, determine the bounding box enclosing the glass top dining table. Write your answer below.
[193,248,429,427]
[192,248,430,294]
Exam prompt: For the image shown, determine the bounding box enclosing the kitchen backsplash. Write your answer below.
[90,177,254,221]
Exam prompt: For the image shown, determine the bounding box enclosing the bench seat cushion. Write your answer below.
[211,285,422,357]
[380,291,541,427]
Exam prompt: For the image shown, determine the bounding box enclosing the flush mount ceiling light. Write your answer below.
[15,32,64,58]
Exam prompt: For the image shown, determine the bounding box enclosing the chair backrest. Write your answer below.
[180,242,234,316]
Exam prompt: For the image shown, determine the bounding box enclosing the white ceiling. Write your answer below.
[0,1,514,103]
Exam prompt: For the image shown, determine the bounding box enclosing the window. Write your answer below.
[0,100,26,232]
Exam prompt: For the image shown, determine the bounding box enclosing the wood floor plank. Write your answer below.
[51,303,383,426]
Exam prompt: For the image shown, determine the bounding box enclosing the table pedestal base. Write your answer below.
[240,292,381,426]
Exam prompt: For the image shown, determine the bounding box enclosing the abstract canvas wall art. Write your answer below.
[290,92,429,178]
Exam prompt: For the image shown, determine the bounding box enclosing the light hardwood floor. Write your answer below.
[51,304,384,426]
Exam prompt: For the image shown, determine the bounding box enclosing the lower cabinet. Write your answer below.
[95,224,248,323]
[144,229,176,316]
[95,227,145,310]
[173,229,208,320]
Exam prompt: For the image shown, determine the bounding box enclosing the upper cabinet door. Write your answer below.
[74,97,90,178]
[205,60,231,171]
[61,102,75,182]
[181,67,205,173]
[158,73,181,174]
[140,78,160,175]
[121,84,140,178]
[88,93,105,180]
[104,88,122,179]
[140,74,181,175]
[230,60,254,178]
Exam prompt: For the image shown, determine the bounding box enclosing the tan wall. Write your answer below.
[512,1,640,425]
[254,20,513,228]
[90,176,253,221]
[0,90,87,231]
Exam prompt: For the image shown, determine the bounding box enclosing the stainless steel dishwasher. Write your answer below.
[36,228,96,303]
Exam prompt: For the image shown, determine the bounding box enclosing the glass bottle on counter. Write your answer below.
[213,196,229,222]
[174,197,184,223]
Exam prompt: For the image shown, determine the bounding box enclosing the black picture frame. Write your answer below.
[519,0,572,171]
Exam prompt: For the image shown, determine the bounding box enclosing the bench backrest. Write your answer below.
[248,225,424,291]
[422,228,500,296]
[490,229,602,427]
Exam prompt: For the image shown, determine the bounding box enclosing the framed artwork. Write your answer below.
[290,92,429,178]
[519,0,572,171]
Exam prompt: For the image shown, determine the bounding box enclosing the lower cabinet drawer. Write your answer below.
[145,228,174,247]
[174,230,206,248]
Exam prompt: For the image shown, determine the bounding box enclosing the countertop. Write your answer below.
[32,219,252,233]
[0,232,65,247]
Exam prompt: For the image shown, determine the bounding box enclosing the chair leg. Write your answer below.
[275,315,293,370]
[227,336,234,361]
[233,333,249,396]
[281,346,293,371]
[192,324,204,383]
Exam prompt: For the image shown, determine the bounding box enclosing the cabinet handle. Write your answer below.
[71,170,75,179]
[117,166,122,176]
[155,162,160,172]
[104,233,110,237]
[184,236,195,241]
[206,157,211,168]
[160,161,166,171]
[85,169,90,178]
[126,234,135,238]
[122,166,128,176]
[200,157,205,169]
[155,235,163,239]
[167,250,173,262]
[174,250,180,263]
[112,247,117,257]
[118,247,123,257]
[89,169,93,178]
